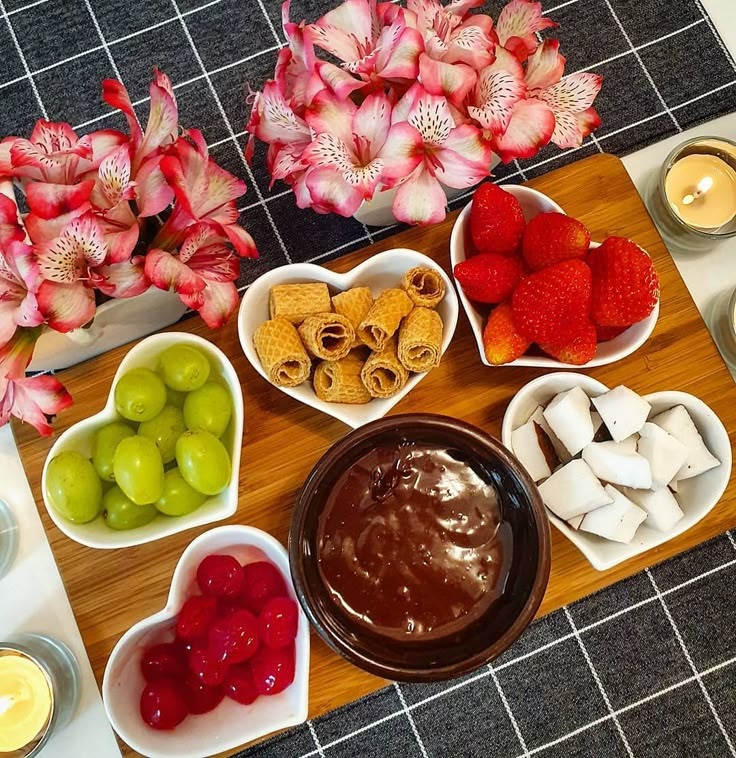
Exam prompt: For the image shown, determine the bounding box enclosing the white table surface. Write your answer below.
[1,0,733,755]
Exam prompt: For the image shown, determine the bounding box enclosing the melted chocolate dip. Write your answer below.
[317,439,513,639]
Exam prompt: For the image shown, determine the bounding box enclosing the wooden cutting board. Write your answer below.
[13,154,736,757]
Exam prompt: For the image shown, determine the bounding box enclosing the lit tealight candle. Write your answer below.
[665,153,736,231]
[0,652,52,753]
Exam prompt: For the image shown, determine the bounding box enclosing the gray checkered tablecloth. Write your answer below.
[1,0,736,756]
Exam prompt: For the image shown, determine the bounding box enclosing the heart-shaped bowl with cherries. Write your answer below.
[501,372,731,570]
[41,333,243,549]
[237,248,458,427]
[449,186,659,368]
[102,525,310,758]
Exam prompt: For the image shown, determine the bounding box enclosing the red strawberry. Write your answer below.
[511,259,592,344]
[596,324,628,342]
[470,183,525,256]
[522,212,590,271]
[483,302,531,365]
[453,253,523,304]
[539,318,597,365]
[588,237,659,326]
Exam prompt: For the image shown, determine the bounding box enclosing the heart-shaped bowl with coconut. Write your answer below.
[501,372,731,570]
[237,248,458,427]
[102,525,310,758]
[41,333,243,549]
[449,186,659,368]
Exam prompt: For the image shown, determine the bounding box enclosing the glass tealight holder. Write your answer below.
[709,286,736,371]
[0,634,80,758]
[0,499,18,581]
[648,137,736,255]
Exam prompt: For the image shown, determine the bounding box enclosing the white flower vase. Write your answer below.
[353,154,502,227]
[0,179,189,373]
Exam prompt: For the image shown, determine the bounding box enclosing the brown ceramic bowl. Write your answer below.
[289,414,551,682]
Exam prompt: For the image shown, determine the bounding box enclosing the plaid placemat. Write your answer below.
[237,532,736,758]
[1,0,734,291]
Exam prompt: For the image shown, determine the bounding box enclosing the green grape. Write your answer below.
[138,405,186,464]
[155,468,207,516]
[103,486,157,530]
[113,435,164,505]
[182,382,232,438]
[175,430,231,496]
[158,344,210,392]
[166,387,187,408]
[114,368,167,422]
[46,451,103,524]
[92,421,135,481]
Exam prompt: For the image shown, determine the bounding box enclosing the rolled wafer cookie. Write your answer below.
[269,282,331,324]
[298,312,354,361]
[357,288,413,351]
[398,307,443,372]
[332,287,373,348]
[360,337,409,398]
[253,318,311,388]
[401,266,446,308]
[313,352,371,404]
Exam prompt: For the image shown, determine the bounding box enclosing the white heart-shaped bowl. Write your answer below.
[41,333,244,549]
[501,373,732,571]
[237,248,458,427]
[449,186,659,368]
[102,525,309,758]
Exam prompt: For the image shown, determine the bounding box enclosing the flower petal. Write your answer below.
[200,160,247,219]
[10,373,73,436]
[525,39,565,92]
[315,61,365,100]
[405,86,455,147]
[222,223,258,259]
[306,88,357,146]
[134,69,179,168]
[0,328,37,377]
[144,248,206,296]
[80,129,128,172]
[36,280,95,332]
[496,0,556,60]
[392,166,448,225]
[435,124,494,188]
[134,154,175,217]
[467,55,526,134]
[91,257,150,298]
[0,193,25,246]
[304,167,364,216]
[247,80,312,146]
[24,204,90,244]
[540,72,603,115]
[92,143,133,208]
[353,91,392,150]
[493,98,555,162]
[102,79,143,147]
[445,20,495,68]
[35,213,107,282]
[187,244,240,282]
[181,280,239,329]
[309,0,373,63]
[25,179,95,221]
[376,23,423,80]
[419,54,477,106]
[377,122,423,182]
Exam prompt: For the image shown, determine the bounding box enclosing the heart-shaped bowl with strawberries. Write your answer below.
[237,249,458,427]
[41,333,243,549]
[449,186,659,368]
[102,525,310,758]
[501,373,730,570]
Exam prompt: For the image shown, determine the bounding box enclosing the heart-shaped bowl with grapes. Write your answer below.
[41,333,244,549]
[102,525,310,758]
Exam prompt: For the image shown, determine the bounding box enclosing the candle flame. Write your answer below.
[0,695,15,716]
[682,175,714,206]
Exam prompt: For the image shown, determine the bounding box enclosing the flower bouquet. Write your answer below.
[247,0,603,226]
[0,69,258,435]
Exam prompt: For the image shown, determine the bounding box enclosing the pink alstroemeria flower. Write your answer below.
[301,90,421,216]
[0,328,72,437]
[383,83,494,225]
[0,195,43,347]
[308,0,423,84]
[495,0,557,61]
[407,0,496,69]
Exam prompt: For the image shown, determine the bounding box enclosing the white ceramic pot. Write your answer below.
[353,154,502,227]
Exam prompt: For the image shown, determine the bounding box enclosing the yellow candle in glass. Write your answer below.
[0,654,52,752]
[665,154,736,230]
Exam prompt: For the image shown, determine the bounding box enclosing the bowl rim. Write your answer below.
[289,412,551,681]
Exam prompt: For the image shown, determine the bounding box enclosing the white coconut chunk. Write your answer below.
[579,485,647,543]
[538,459,613,520]
[636,422,690,489]
[591,410,603,434]
[623,486,684,532]
[595,436,639,454]
[591,385,651,442]
[669,477,679,493]
[511,421,554,483]
[567,514,584,530]
[543,386,595,456]
[529,405,571,463]
[581,442,652,489]
[651,405,720,480]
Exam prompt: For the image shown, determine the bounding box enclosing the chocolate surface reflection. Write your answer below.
[317,440,512,639]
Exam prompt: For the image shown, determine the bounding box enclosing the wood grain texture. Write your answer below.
[13,154,736,757]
